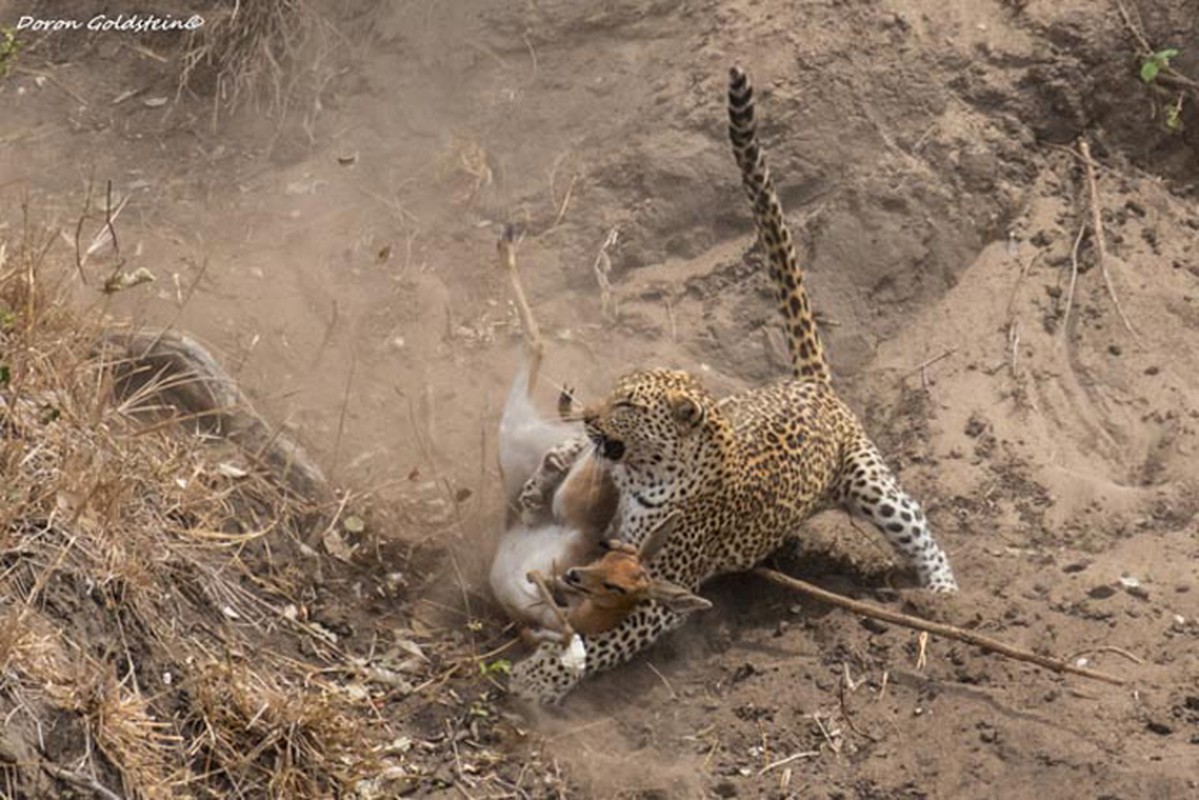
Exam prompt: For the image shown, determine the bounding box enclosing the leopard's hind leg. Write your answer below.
[836,436,958,592]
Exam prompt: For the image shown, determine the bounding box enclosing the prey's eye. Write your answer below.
[602,582,627,594]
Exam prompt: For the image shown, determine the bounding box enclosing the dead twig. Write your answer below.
[593,228,620,321]
[547,174,577,233]
[72,181,94,285]
[838,663,879,742]
[1078,138,1136,336]
[1007,321,1020,376]
[1066,645,1146,665]
[1114,0,1152,53]
[908,349,955,376]
[1004,251,1041,321]
[1062,222,1086,337]
[645,662,678,700]
[906,349,955,389]
[526,569,573,638]
[41,762,124,800]
[757,750,818,775]
[664,296,678,342]
[753,568,1127,686]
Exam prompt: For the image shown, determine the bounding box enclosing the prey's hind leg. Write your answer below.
[516,437,589,524]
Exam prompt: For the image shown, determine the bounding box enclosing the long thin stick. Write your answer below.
[753,568,1126,686]
[1078,138,1136,336]
[527,569,574,638]
[907,349,955,377]
[1062,221,1085,337]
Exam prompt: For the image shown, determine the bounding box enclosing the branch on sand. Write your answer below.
[754,568,1127,686]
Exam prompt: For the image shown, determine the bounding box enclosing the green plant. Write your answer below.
[0,28,17,79]
[478,659,511,678]
[1165,93,1185,132]
[1139,47,1187,133]
[1140,47,1179,83]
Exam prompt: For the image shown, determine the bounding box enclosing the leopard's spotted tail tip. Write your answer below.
[727,65,753,116]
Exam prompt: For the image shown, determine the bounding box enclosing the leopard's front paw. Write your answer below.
[509,642,584,705]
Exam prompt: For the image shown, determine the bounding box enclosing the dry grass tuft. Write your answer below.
[0,211,390,798]
[188,659,380,797]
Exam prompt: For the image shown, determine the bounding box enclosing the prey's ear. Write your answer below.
[637,510,681,563]
[646,580,713,614]
[668,392,705,435]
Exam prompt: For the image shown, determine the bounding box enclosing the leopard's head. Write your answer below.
[582,369,725,498]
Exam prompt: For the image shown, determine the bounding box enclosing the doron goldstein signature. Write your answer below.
[14,14,206,33]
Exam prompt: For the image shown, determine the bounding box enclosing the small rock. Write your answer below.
[731,663,757,684]
[1146,720,1173,736]
[1061,561,1090,574]
[964,416,987,438]
[713,780,738,797]
[1030,230,1055,247]
[1109,344,1122,356]
[861,617,890,635]
[1087,585,1117,600]
[1120,576,1149,600]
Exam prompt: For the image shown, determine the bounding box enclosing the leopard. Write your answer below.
[509,65,957,704]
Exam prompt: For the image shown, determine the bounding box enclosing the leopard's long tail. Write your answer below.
[727,66,830,384]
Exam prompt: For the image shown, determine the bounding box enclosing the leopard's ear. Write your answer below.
[669,392,705,434]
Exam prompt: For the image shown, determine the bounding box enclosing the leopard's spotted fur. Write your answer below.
[510,66,957,703]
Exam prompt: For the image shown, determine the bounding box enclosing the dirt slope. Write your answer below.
[2,0,1198,797]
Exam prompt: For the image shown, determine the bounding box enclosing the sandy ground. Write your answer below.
[2,0,1198,796]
